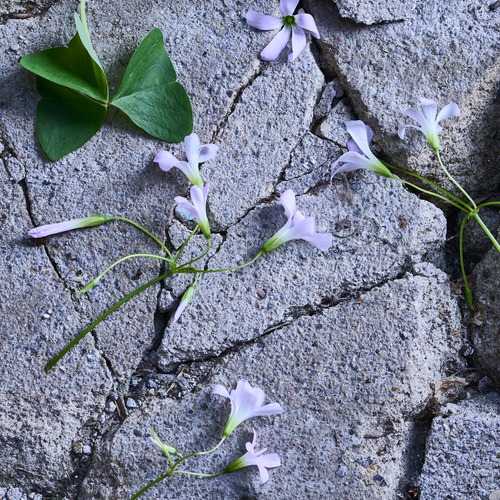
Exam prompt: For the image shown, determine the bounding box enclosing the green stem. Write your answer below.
[172,438,226,468]
[174,225,199,265]
[178,239,211,269]
[395,178,470,213]
[382,161,473,211]
[79,0,90,37]
[46,269,174,370]
[110,216,173,261]
[477,202,500,209]
[177,251,264,274]
[436,151,476,209]
[172,470,224,478]
[459,213,474,310]
[77,253,173,297]
[333,228,359,238]
[472,213,500,254]
[129,470,173,500]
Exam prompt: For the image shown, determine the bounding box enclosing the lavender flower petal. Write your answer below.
[246,10,282,30]
[436,102,460,124]
[261,27,291,61]
[295,13,320,38]
[154,150,178,172]
[289,25,306,62]
[197,144,219,163]
[280,0,299,16]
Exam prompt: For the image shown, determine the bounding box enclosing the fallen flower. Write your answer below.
[28,215,113,238]
[154,133,218,187]
[246,0,320,62]
[261,189,332,253]
[223,429,280,483]
[211,380,284,438]
[398,97,460,152]
[174,184,211,240]
[331,121,394,179]
[172,283,196,324]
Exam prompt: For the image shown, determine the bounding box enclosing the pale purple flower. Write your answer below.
[154,133,218,187]
[331,121,394,179]
[223,429,281,483]
[28,215,112,238]
[211,380,284,438]
[174,184,211,240]
[398,97,460,152]
[172,283,195,324]
[260,190,332,253]
[246,0,320,62]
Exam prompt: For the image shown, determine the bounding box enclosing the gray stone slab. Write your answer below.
[307,0,500,196]
[420,392,500,500]
[81,263,461,500]
[158,177,446,371]
[317,99,357,144]
[471,229,500,382]
[0,162,112,492]
[334,0,416,25]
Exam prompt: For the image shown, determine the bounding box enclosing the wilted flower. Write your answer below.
[211,380,284,438]
[174,184,211,240]
[398,97,460,152]
[28,215,113,238]
[246,0,320,62]
[260,190,332,253]
[330,121,394,179]
[223,429,280,483]
[154,133,218,187]
[172,283,195,324]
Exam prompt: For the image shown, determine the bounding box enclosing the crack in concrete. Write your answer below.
[0,0,61,25]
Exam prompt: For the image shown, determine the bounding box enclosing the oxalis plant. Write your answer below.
[330,97,500,311]
[20,0,192,160]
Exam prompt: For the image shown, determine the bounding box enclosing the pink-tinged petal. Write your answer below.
[289,26,306,62]
[279,189,296,220]
[295,13,320,38]
[280,0,299,15]
[399,106,427,130]
[174,195,199,219]
[197,144,219,163]
[302,232,333,251]
[211,384,230,398]
[284,216,316,242]
[331,162,364,177]
[419,97,438,125]
[398,123,423,140]
[331,151,374,177]
[172,299,188,324]
[248,402,284,419]
[290,210,305,227]
[173,160,196,179]
[257,464,270,483]
[345,121,372,158]
[154,150,178,172]
[347,139,364,156]
[29,220,74,238]
[257,453,281,469]
[190,184,207,216]
[261,28,291,61]
[246,10,282,30]
[436,102,460,124]
[184,133,200,167]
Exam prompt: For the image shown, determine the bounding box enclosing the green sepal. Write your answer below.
[36,76,107,161]
[111,28,193,142]
[20,16,108,102]
[464,284,474,311]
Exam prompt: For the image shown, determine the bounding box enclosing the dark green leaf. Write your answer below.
[20,15,108,102]
[36,76,107,161]
[111,28,192,142]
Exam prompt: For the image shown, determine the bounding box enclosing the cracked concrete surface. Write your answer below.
[0,0,498,498]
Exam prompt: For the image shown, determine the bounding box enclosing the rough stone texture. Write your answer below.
[317,99,357,144]
[307,0,500,197]
[81,262,462,500]
[420,392,500,500]
[333,0,416,25]
[0,161,112,491]
[471,229,500,382]
[0,0,53,18]
[158,178,446,371]
[459,207,500,255]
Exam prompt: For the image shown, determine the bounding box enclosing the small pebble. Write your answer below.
[126,398,137,409]
[147,379,157,389]
[336,465,347,477]
[107,402,116,412]
[82,445,92,455]
[374,474,384,481]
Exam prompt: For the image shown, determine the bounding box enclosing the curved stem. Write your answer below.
[129,470,173,500]
[46,269,174,370]
[174,225,199,265]
[333,228,359,239]
[394,178,470,213]
[79,0,90,37]
[472,213,500,254]
[110,216,173,261]
[477,202,500,209]
[178,239,211,270]
[459,213,474,310]
[173,470,225,478]
[172,438,226,469]
[177,251,264,274]
[436,151,476,209]
[77,253,173,297]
